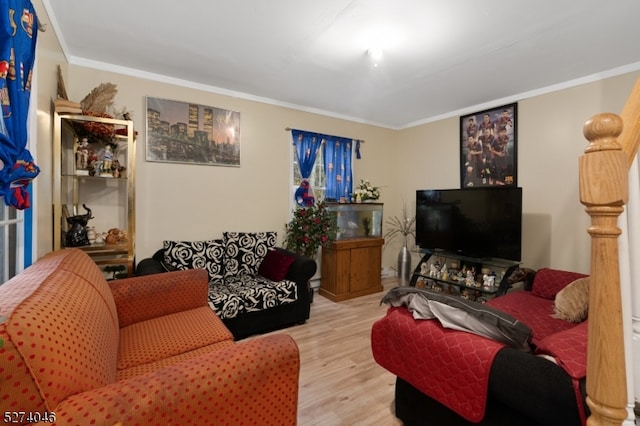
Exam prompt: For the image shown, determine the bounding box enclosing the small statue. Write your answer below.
[75,138,89,169]
[101,145,114,173]
[87,151,99,176]
[483,273,496,288]
[420,262,428,276]
[65,204,94,247]
[86,226,97,244]
[105,228,127,245]
[111,159,125,178]
[429,264,438,278]
[465,269,475,287]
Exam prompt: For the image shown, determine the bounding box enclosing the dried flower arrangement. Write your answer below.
[65,81,135,147]
[80,82,118,114]
[384,202,416,247]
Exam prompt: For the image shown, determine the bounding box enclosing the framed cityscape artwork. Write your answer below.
[460,103,517,188]
[146,97,241,166]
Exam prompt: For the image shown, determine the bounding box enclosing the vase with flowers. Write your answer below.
[384,202,416,286]
[353,178,380,202]
[284,200,338,259]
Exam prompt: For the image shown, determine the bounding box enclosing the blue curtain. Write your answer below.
[324,137,353,201]
[0,0,39,209]
[291,129,323,206]
[291,129,355,204]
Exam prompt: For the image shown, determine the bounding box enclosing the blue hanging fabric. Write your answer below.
[291,129,323,206]
[0,0,39,209]
[324,137,352,201]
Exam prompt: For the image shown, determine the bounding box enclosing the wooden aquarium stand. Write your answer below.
[320,237,384,302]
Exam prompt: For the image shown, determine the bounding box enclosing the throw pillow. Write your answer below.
[163,239,225,282]
[552,277,589,323]
[530,268,588,299]
[223,231,277,278]
[258,249,295,281]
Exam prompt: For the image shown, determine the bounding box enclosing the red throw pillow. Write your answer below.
[530,268,588,299]
[258,249,295,281]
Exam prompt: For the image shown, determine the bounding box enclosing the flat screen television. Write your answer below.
[415,187,522,261]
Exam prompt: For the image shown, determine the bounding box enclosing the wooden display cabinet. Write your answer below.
[319,237,384,302]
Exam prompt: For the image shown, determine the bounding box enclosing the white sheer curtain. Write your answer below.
[618,154,640,424]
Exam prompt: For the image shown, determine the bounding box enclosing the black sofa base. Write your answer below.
[135,246,316,340]
[222,297,308,340]
[394,347,588,426]
[396,377,539,426]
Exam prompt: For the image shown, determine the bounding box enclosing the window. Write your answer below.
[289,132,356,209]
[0,205,21,284]
[292,145,326,202]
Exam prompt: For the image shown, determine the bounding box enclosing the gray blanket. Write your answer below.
[381,287,532,351]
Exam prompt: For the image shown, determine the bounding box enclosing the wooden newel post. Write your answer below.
[580,113,628,426]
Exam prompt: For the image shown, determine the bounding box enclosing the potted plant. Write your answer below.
[384,202,416,286]
[284,200,338,259]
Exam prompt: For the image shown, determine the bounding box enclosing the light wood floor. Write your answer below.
[262,278,403,426]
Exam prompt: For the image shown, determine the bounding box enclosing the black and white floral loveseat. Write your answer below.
[136,231,316,339]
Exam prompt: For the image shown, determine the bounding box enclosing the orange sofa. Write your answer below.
[0,249,300,425]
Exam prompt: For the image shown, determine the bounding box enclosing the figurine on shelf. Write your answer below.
[87,151,100,176]
[65,204,93,247]
[104,228,127,245]
[101,145,114,174]
[86,226,97,244]
[76,138,89,169]
[483,273,496,288]
[440,263,448,278]
[111,159,125,178]
[94,232,105,244]
[420,262,428,276]
[465,269,475,287]
[429,263,438,278]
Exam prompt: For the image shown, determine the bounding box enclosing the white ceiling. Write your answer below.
[42,0,640,129]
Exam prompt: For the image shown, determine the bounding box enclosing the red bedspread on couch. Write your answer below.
[372,268,590,424]
[371,306,506,422]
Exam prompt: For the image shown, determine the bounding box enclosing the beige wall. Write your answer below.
[389,72,640,274]
[32,2,640,274]
[59,66,396,262]
[33,0,65,260]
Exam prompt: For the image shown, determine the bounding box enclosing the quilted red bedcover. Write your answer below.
[371,287,589,424]
[371,306,505,422]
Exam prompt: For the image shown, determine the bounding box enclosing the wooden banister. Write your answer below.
[581,113,628,425]
[620,78,640,166]
[580,76,640,425]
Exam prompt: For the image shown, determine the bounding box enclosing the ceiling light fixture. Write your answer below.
[367,48,384,67]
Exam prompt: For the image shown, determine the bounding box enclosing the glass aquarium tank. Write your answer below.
[326,202,383,239]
